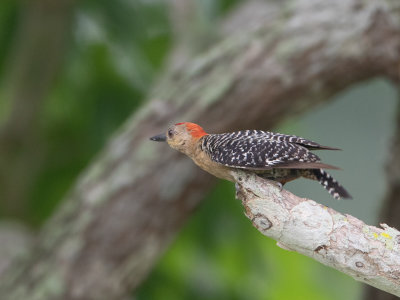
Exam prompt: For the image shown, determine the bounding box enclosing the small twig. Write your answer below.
[233,171,400,297]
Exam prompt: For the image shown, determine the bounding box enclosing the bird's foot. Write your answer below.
[235,182,241,199]
[259,177,283,191]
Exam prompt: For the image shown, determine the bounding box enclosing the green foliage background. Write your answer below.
[0,0,397,299]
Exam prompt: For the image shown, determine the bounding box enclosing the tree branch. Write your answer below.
[233,171,400,297]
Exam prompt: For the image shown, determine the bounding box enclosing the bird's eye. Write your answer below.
[168,129,174,138]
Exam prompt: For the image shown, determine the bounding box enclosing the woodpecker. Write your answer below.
[150,122,351,200]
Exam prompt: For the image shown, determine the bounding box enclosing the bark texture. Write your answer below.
[0,0,399,299]
[363,90,400,300]
[234,171,400,297]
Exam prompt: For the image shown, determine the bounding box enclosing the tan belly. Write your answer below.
[190,150,235,182]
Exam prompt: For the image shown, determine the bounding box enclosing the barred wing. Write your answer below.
[201,130,339,170]
[247,130,340,150]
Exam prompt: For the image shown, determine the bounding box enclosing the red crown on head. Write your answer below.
[175,122,207,138]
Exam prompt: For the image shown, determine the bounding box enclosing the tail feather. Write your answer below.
[311,169,352,200]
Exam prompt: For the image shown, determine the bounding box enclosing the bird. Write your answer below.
[150,122,351,200]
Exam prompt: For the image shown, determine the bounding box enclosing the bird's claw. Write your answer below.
[235,182,241,199]
[263,178,283,191]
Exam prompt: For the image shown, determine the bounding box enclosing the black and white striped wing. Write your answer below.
[201,130,338,170]
[249,130,340,150]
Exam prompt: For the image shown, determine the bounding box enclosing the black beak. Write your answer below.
[150,133,167,142]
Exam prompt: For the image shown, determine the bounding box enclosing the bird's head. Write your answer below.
[150,122,208,155]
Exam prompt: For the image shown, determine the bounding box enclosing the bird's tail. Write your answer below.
[304,169,352,200]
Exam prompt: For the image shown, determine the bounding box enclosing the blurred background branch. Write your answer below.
[0,0,399,299]
[0,0,74,220]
